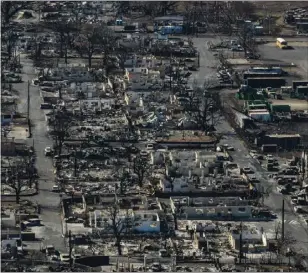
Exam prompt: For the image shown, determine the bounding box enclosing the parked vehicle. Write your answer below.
[52,185,60,192]
[60,253,70,262]
[40,103,54,109]
[44,147,53,156]
[73,253,81,260]
[242,167,254,174]
[44,245,55,256]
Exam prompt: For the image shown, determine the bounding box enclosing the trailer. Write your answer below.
[245,77,286,89]
[292,80,308,91]
[270,104,291,113]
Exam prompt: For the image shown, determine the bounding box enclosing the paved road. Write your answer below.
[258,43,308,79]
[192,39,308,255]
[12,54,66,251]
[190,37,220,86]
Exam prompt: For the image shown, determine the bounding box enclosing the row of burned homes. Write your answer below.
[2,2,307,271]
[27,20,282,266]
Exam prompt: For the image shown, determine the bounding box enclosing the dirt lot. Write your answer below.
[253,2,308,13]
[270,98,308,111]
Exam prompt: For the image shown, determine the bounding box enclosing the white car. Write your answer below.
[60,253,70,262]
[44,147,53,156]
[52,185,60,193]
[266,154,274,160]
[73,253,81,260]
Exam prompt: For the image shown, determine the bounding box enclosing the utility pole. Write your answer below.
[27,80,31,136]
[68,230,73,269]
[239,221,243,264]
[74,148,77,177]
[197,52,200,68]
[59,85,62,100]
[169,53,172,91]
[281,199,285,241]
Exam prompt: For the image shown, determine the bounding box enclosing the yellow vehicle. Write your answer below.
[276,38,288,49]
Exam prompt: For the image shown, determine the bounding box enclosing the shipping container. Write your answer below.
[240,93,265,101]
[243,72,282,79]
[245,78,286,89]
[262,144,278,153]
[292,80,308,91]
[296,86,308,95]
[248,67,285,75]
[263,134,301,150]
[270,104,291,113]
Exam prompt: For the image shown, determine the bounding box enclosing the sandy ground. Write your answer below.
[253,2,308,13]
[271,99,308,111]
[7,125,30,140]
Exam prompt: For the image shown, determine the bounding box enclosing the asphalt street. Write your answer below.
[12,53,66,251]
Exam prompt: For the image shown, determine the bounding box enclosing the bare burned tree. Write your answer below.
[74,23,115,69]
[74,24,101,68]
[71,2,86,30]
[157,1,178,16]
[119,170,131,195]
[2,157,35,204]
[183,82,222,133]
[52,19,79,64]
[138,2,178,17]
[2,30,18,60]
[229,2,256,20]
[113,2,131,16]
[51,108,73,156]
[117,46,130,73]
[183,2,198,35]
[107,204,132,256]
[133,156,150,188]
[237,23,256,57]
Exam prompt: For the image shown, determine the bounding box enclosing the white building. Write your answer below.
[229,228,268,253]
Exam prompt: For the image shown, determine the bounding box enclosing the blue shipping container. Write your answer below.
[160,26,183,35]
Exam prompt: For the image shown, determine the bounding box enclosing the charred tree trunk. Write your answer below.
[15,189,21,204]
[88,53,92,68]
[173,213,178,230]
[59,34,65,58]
[116,239,122,256]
